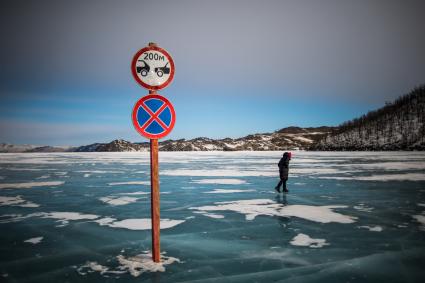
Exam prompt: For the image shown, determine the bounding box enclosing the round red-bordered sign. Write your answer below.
[132,94,176,139]
[131,46,175,91]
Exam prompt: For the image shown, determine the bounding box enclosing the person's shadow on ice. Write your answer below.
[275,193,287,206]
[275,194,291,228]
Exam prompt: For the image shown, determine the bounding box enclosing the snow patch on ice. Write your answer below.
[292,168,354,175]
[290,233,329,248]
[320,195,338,200]
[77,170,123,174]
[94,217,115,226]
[0,196,39,207]
[354,204,374,212]
[412,214,425,231]
[118,191,149,195]
[204,189,255,194]
[192,179,248,185]
[76,251,180,277]
[363,173,425,181]
[99,196,140,206]
[83,173,91,178]
[317,173,425,181]
[204,213,224,219]
[358,225,383,232]
[1,211,183,231]
[417,203,425,207]
[350,161,425,171]
[280,204,357,224]
[108,181,150,186]
[194,211,225,219]
[117,252,181,276]
[0,181,64,189]
[77,261,116,276]
[37,175,50,179]
[34,212,99,226]
[96,218,185,230]
[190,199,356,223]
[6,167,56,171]
[0,212,99,226]
[162,169,276,177]
[24,236,43,244]
[0,213,27,223]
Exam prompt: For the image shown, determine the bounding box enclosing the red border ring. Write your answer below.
[131,46,175,91]
[132,94,176,140]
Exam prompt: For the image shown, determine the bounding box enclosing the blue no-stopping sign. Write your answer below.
[132,94,176,139]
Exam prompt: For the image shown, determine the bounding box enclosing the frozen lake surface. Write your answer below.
[0,151,425,282]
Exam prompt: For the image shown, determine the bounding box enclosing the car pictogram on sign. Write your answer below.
[136,60,150,77]
[154,62,170,77]
[132,94,176,139]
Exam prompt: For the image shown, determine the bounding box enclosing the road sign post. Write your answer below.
[150,136,160,262]
[131,43,175,263]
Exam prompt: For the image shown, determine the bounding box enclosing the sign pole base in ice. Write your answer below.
[131,43,176,263]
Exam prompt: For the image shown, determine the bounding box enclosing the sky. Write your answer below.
[0,0,424,146]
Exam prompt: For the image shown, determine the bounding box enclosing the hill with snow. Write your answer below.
[312,86,425,150]
[73,127,332,152]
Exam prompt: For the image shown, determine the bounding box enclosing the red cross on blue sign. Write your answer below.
[132,94,176,139]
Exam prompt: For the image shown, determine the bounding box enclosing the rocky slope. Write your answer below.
[73,127,332,152]
[74,139,148,152]
[312,86,425,150]
[159,127,332,151]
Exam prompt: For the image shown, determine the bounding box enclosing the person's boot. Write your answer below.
[282,188,289,193]
[274,186,281,193]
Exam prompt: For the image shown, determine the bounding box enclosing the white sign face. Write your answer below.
[131,46,175,90]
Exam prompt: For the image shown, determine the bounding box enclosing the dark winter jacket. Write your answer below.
[278,155,290,179]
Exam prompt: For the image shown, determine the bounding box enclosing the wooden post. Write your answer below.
[149,87,161,263]
[150,138,160,262]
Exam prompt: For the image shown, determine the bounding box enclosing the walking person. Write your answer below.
[275,152,291,193]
